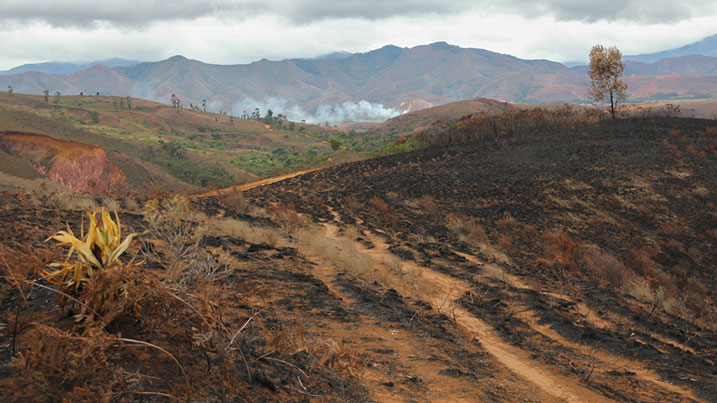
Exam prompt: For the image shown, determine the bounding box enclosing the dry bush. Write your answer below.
[496,212,518,233]
[369,196,399,228]
[537,230,582,274]
[660,221,686,237]
[265,201,301,231]
[141,196,229,288]
[262,322,364,378]
[630,246,660,278]
[446,213,488,244]
[629,277,665,314]
[497,235,513,252]
[220,189,248,214]
[345,195,360,212]
[522,224,538,236]
[7,325,121,401]
[416,195,439,214]
[583,246,633,288]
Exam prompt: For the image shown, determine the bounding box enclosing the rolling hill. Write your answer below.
[0,92,352,193]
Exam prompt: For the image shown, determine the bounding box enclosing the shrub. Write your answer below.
[220,189,248,214]
[41,209,139,325]
[369,196,398,228]
[141,196,230,289]
[496,212,518,233]
[416,195,439,214]
[345,195,360,212]
[583,246,632,288]
[445,213,488,244]
[538,230,582,274]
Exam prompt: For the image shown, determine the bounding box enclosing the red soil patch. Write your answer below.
[0,131,126,194]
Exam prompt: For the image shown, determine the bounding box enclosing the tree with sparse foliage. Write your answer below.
[588,45,627,120]
[43,90,49,102]
[7,85,13,96]
[54,91,61,104]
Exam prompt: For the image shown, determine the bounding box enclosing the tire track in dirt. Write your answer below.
[291,223,522,402]
[454,250,704,402]
[308,213,611,403]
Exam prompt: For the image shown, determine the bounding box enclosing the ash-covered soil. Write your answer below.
[241,117,716,402]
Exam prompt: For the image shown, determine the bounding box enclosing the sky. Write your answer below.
[0,0,715,70]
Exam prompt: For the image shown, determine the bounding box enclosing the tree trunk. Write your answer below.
[609,91,615,120]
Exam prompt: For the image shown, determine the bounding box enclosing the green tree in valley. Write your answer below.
[588,45,627,120]
[43,90,49,102]
[330,139,342,151]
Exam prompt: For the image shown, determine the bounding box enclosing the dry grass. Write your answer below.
[296,225,425,293]
[209,216,283,247]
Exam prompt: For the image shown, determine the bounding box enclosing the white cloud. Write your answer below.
[0,2,715,70]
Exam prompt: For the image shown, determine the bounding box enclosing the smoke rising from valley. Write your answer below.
[231,97,403,124]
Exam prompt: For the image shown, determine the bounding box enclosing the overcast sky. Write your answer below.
[0,0,715,70]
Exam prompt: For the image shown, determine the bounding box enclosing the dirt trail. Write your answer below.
[293,223,518,402]
[362,234,610,403]
[198,168,318,197]
[301,215,611,402]
[454,250,703,401]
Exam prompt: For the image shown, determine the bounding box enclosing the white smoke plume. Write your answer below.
[231,97,403,124]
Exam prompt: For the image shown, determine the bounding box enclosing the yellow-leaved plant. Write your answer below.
[41,209,138,324]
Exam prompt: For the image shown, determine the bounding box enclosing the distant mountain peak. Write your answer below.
[625,33,717,63]
[427,41,456,50]
[311,51,352,60]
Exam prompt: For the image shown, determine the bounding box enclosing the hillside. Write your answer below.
[365,98,519,139]
[1,115,714,401]
[237,116,716,401]
[0,92,354,193]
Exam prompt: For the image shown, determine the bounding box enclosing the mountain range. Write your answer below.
[0,35,715,120]
[0,58,142,76]
[624,34,717,63]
